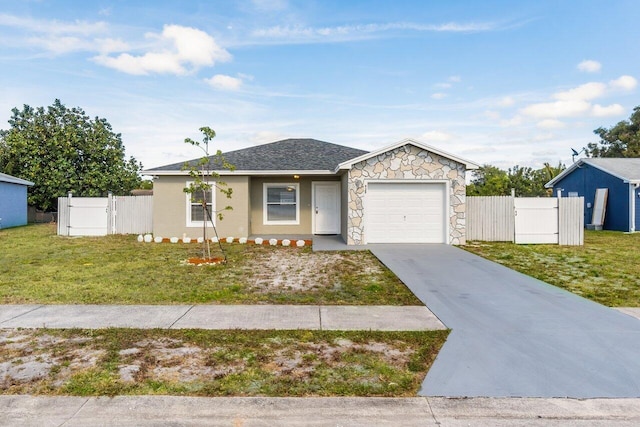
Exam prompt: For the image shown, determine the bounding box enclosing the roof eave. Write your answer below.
[0,175,34,186]
[143,169,337,176]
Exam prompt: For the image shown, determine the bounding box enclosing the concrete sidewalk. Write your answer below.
[2,395,640,426]
[0,304,445,331]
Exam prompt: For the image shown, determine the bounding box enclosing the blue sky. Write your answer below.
[0,0,638,171]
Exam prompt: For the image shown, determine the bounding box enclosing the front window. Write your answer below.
[186,182,215,227]
[264,183,299,225]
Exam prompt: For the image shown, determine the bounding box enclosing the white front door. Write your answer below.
[313,182,340,234]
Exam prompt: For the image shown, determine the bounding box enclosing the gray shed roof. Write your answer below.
[546,158,640,187]
[146,138,369,173]
[0,172,34,186]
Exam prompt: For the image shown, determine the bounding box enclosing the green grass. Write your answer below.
[0,328,448,397]
[464,230,640,307]
[0,224,420,305]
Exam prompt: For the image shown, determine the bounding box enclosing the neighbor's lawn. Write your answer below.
[464,230,640,307]
[0,328,448,397]
[0,224,420,305]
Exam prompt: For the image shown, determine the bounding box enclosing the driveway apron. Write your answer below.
[369,244,640,398]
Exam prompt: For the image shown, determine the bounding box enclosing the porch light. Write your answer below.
[293,175,300,179]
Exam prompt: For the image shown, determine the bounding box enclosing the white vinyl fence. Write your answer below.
[466,196,584,245]
[467,196,514,242]
[58,194,153,236]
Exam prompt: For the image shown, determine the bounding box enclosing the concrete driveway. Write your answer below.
[370,244,640,398]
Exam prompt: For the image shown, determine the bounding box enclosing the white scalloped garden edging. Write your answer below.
[139,235,309,247]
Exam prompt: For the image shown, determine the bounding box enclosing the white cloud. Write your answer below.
[205,74,243,90]
[609,75,637,91]
[431,93,447,100]
[577,60,601,73]
[553,82,606,101]
[94,25,231,75]
[592,103,625,117]
[521,76,636,120]
[250,21,503,44]
[26,35,87,55]
[484,110,501,120]
[500,115,523,127]
[95,38,130,54]
[0,13,117,55]
[421,130,453,142]
[537,119,565,129]
[0,13,108,36]
[434,75,461,90]
[522,99,591,118]
[498,96,515,107]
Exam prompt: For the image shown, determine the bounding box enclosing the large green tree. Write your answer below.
[586,106,640,157]
[0,99,141,211]
[467,165,510,196]
[467,162,565,197]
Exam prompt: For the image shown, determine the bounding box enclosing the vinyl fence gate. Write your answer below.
[466,196,584,245]
[57,194,153,236]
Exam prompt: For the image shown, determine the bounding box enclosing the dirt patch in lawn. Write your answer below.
[0,225,420,305]
[246,251,384,293]
[0,329,448,397]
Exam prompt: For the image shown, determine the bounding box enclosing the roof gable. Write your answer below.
[546,158,640,188]
[145,138,368,174]
[337,138,479,170]
[0,172,34,186]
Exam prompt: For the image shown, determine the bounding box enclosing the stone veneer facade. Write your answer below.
[347,144,467,245]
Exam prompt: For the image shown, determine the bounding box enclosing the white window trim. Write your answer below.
[263,183,300,225]
[185,181,216,228]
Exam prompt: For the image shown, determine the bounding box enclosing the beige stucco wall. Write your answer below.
[152,175,250,239]
[249,176,340,235]
[346,144,467,245]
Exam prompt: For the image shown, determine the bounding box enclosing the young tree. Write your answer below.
[586,106,640,157]
[0,99,141,211]
[183,127,234,261]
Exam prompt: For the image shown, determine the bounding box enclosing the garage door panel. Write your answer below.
[366,182,446,244]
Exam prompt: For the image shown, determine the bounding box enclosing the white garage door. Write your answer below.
[366,182,447,243]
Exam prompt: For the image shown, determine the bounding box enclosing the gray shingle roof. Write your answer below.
[146,138,369,172]
[582,158,640,181]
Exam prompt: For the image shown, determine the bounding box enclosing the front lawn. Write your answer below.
[0,328,448,397]
[464,230,640,307]
[0,224,420,305]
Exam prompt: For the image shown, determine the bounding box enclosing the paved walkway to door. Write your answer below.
[369,244,640,398]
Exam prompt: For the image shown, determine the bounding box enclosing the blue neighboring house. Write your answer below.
[545,158,640,232]
[0,172,34,229]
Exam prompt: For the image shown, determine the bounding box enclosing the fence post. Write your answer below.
[56,194,71,236]
[108,192,115,235]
